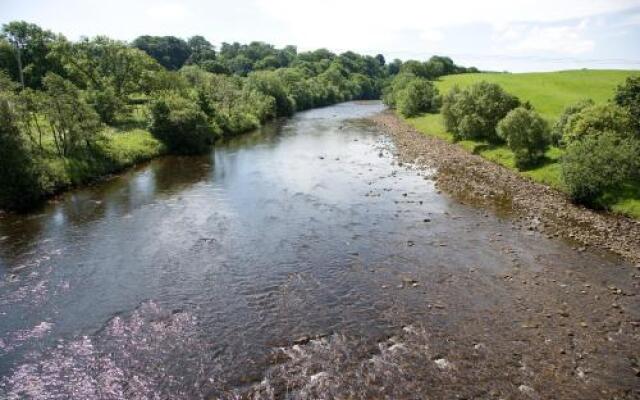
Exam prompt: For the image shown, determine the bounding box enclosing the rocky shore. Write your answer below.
[370,110,640,265]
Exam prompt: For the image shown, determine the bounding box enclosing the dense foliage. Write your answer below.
[383,74,441,117]
[497,107,550,168]
[561,132,639,205]
[149,92,219,154]
[441,81,520,142]
[0,79,45,210]
[561,103,635,143]
[551,99,594,146]
[0,20,479,210]
[382,57,476,117]
[614,76,640,133]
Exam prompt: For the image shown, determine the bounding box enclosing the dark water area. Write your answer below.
[0,101,637,399]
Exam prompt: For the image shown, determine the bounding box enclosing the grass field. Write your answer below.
[405,69,640,219]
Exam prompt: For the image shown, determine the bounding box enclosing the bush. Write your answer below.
[382,72,417,108]
[561,131,639,205]
[614,75,640,134]
[563,103,634,143]
[246,71,295,117]
[148,92,219,154]
[441,81,520,142]
[497,107,550,169]
[551,99,594,146]
[396,79,440,117]
[85,86,123,124]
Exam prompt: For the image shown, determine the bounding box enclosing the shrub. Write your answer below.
[561,131,639,205]
[497,107,550,169]
[246,71,295,117]
[441,81,520,142]
[614,75,640,133]
[551,99,594,146]
[563,103,634,143]
[85,86,123,124]
[396,79,440,117]
[382,72,417,108]
[148,92,219,154]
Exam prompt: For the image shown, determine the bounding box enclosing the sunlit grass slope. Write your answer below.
[405,70,640,218]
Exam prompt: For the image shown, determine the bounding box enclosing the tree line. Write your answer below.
[0,21,477,211]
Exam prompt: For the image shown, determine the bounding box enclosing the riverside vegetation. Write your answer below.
[0,21,477,211]
[1,20,639,219]
[383,69,640,218]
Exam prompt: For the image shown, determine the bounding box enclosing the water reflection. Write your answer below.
[0,101,635,398]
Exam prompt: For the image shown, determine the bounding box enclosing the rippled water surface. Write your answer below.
[0,101,637,399]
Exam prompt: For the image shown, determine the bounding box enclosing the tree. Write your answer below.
[562,103,634,143]
[497,107,550,168]
[387,59,402,76]
[148,91,219,153]
[441,81,520,142]
[551,99,594,146]
[614,75,640,133]
[132,35,191,70]
[561,131,639,205]
[396,79,440,117]
[0,82,44,209]
[41,73,102,157]
[1,21,62,88]
[187,35,216,65]
[246,70,295,116]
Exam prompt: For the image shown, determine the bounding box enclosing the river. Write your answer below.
[0,101,638,399]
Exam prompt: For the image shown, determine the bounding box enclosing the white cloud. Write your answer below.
[254,0,636,52]
[494,19,595,54]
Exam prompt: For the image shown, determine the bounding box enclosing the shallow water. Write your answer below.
[0,101,637,399]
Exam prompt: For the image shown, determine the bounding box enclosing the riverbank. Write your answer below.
[370,110,640,264]
[0,129,166,213]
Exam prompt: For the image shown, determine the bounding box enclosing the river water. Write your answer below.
[0,101,638,399]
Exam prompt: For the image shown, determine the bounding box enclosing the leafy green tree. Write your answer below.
[148,91,219,154]
[441,81,520,142]
[400,60,428,78]
[387,59,402,75]
[382,72,417,108]
[41,73,102,156]
[614,75,640,133]
[551,99,594,146]
[52,36,159,98]
[0,82,45,209]
[226,55,253,76]
[1,21,62,88]
[132,35,191,70]
[200,60,230,74]
[84,86,122,124]
[562,103,634,143]
[561,131,639,205]
[186,35,216,65]
[497,107,550,168]
[396,79,440,117]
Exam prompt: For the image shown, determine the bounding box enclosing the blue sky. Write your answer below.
[2,0,640,72]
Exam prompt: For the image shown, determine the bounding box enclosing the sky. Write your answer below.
[2,0,640,72]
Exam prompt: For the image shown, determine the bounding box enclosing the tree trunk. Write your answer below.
[14,45,25,89]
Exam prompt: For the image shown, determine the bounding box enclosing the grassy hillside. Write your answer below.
[405,70,640,219]
[435,70,638,121]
